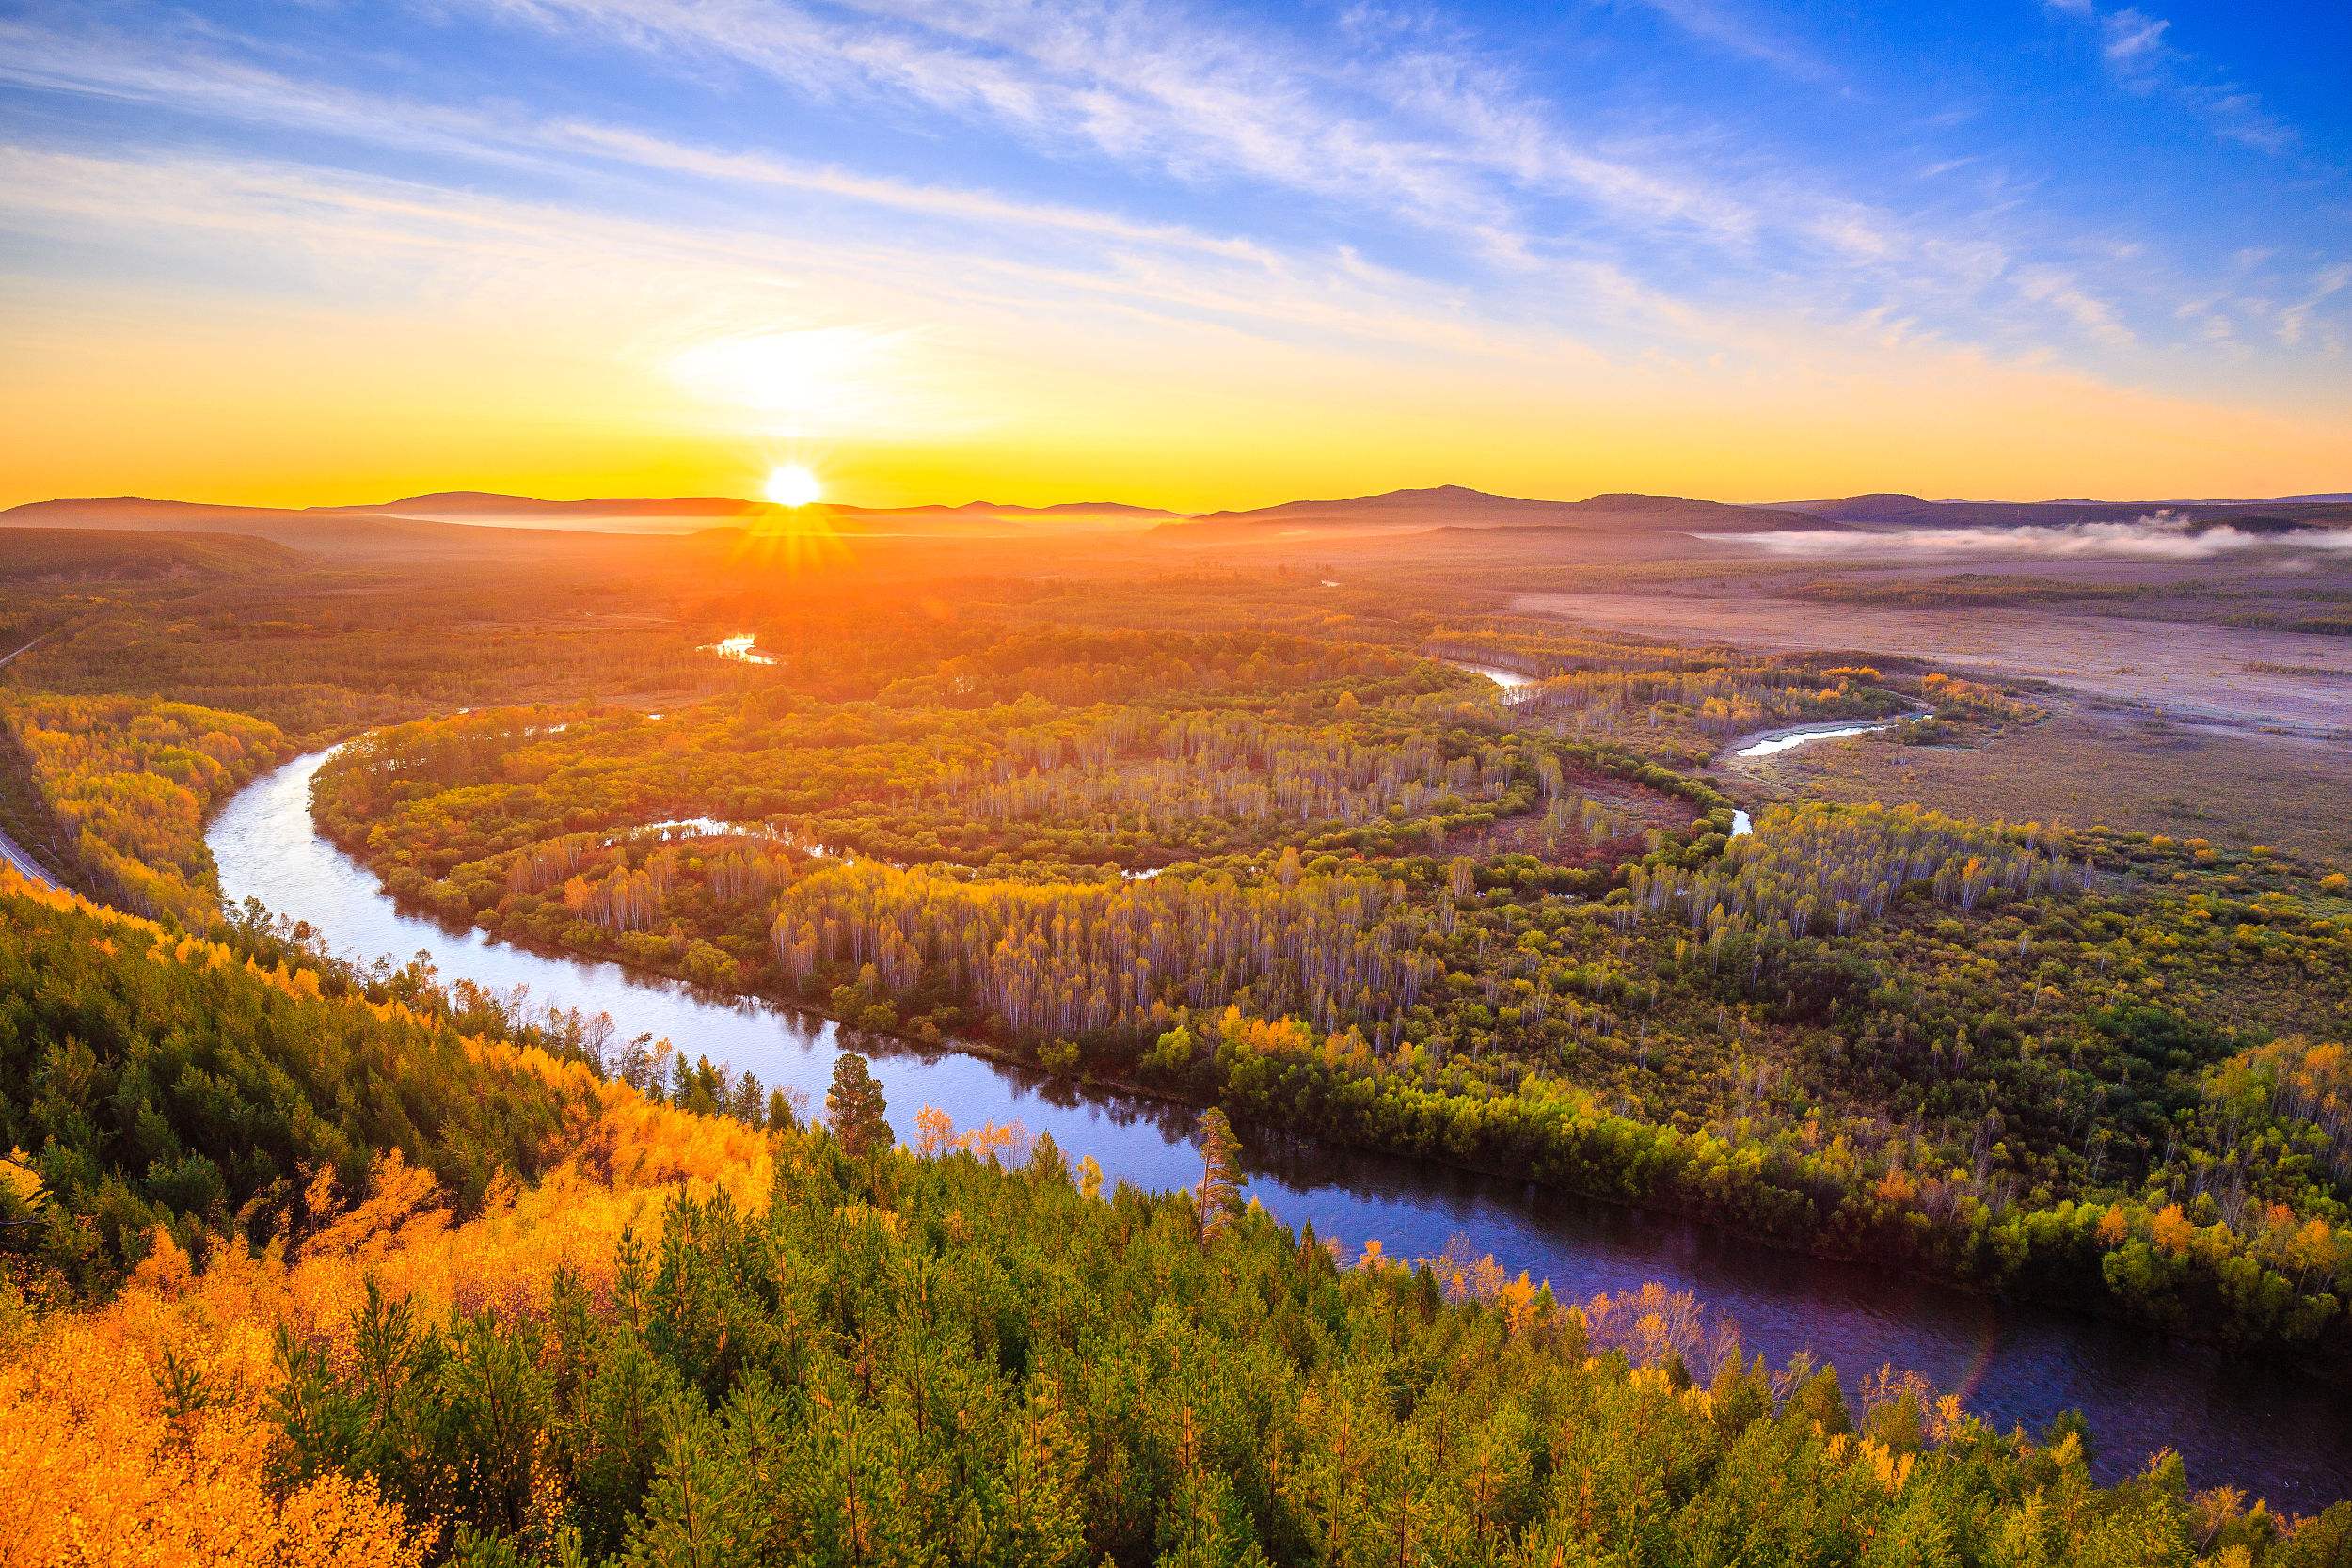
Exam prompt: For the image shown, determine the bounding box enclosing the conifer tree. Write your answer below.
[826,1052,892,1159]
[1196,1107,1244,1238]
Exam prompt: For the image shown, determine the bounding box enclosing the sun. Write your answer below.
[763,463,823,508]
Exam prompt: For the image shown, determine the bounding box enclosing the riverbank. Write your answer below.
[201,743,2352,1507]
[274,735,2352,1386]
[1710,706,1938,835]
[0,823,55,889]
[1722,707,1934,763]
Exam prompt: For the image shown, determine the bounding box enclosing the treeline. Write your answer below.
[1426,629,1905,759]
[271,1141,2352,1568]
[1,547,753,739]
[0,865,781,1564]
[25,589,2348,1369]
[302,674,2352,1366]
[876,624,1442,707]
[7,897,2344,1561]
[2210,1037,2352,1184]
[741,816,2352,1361]
[935,706,1525,839]
[1517,664,1900,742]
[1425,626,2041,766]
[310,665,1695,890]
[771,860,1440,1047]
[1131,1000,2352,1370]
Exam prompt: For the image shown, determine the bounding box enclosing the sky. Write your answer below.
[1,0,2346,510]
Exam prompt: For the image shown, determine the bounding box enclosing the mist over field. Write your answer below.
[1708,513,2352,561]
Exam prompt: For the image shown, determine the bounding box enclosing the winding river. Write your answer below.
[1722,710,1931,835]
[1449,658,1922,838]
[208,748,2352,1508]
[1732,713,1926,759]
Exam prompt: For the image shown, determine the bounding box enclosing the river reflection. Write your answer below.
[704,633,776,665]
[209,748,2350,1509]
[1732,713,1927,758]
[1448,659,1539,703]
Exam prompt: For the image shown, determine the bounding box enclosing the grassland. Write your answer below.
[1737,704,2352,865]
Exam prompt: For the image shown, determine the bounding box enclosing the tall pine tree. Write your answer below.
[1196,1107,1244,1239]
[826,1052,892,1159]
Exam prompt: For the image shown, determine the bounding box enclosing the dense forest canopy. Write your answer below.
[280,618,2352,1369]
[2,526,2349,1561]
[0,691,288,922]
[6,872,2351,1565]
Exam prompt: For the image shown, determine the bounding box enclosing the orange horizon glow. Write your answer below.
[8,420,2349,517]
[5,4,2346,522]
[6,296,2346,515]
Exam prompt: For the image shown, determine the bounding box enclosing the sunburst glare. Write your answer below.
[764,463,823,508]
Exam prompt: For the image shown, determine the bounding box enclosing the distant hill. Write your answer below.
[3,496,342,530]
[349,491,764,519]
[0,527,298,583]
[821,500,1184,534]
[1168,485,1841,537]
[0,497,490,558]
[355,491,1180,522]
[923,499,1182,519]
[0,496,725,563]
[0,490,1180,538]
[18,483,2344,553]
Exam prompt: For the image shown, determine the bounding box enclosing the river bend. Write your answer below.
[207,747,2352,1508]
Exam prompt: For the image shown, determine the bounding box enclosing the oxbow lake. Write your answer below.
[207,746,2352,1509]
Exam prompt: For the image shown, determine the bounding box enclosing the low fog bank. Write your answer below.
[1701,513,2352,562]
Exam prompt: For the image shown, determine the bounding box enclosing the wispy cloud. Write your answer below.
[2045,0,2297,152]
[0,10,1836,326]
[2,0,2326,374]
[550,123,1282,265]
[477,0,1517,234]
[0,0,2344,506]
[2010,263,2135,349]
[0,18,1282,267]
[2277,263,2351,349]
[440,0,2260,360]
[1614,0,1836,83]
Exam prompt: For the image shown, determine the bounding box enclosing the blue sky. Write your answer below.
[1,0,2344,505]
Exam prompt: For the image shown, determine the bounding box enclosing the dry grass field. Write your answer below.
[1733,702,2352,864]
[1511,587,2352,742]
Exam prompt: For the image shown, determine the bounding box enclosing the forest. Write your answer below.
[2,530,2350,1560]
[0,690,288,923]
[278,613,2352,1369]
[6,868,2351,1565]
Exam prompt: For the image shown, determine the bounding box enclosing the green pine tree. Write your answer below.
[826,1051,893,1159]
[1196,1107,1244,1239]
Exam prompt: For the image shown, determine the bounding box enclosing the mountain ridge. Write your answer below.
[1173,485,1842,535]
[12,485,2348,544]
